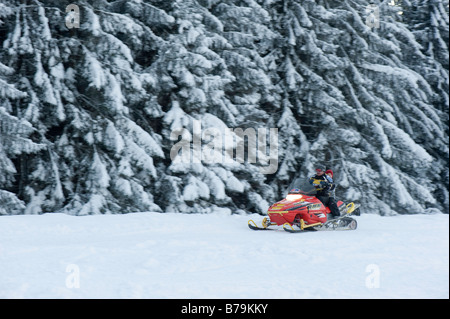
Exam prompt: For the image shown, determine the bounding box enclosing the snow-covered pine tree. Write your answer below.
[265,0,448,214]
[200,0,281,212]
[153,0,275,214]
[0,0,169,214]
[266,0,321,196]
[403,0,449,212]
[0,60,44,214]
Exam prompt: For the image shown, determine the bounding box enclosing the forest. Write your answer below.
[0,0,448,216]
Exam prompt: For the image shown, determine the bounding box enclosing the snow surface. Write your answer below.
[0,212,448,299]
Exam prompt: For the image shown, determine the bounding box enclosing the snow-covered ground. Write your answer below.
[0,212,448,299]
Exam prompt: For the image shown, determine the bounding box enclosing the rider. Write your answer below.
[325,169,335,196]
[309,165,340,219]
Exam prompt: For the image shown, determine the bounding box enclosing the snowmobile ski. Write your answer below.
[248,218,274,231]
[283,223,317,233]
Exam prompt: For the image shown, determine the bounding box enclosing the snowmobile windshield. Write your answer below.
[287,177,317,196]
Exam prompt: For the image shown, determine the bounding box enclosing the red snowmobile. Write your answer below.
[248,178,359,233]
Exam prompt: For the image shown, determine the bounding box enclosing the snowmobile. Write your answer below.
[248,177,360,233]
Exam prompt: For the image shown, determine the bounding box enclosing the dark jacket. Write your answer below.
[309,174,335,197]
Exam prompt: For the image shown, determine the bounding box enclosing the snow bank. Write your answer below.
[0,212,447,299]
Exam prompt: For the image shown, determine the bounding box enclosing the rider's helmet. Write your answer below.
[315,164,326,173]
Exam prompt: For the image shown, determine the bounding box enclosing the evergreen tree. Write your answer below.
[266,0,449,214]
[0,61,44,214]
[403,0,449,211]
